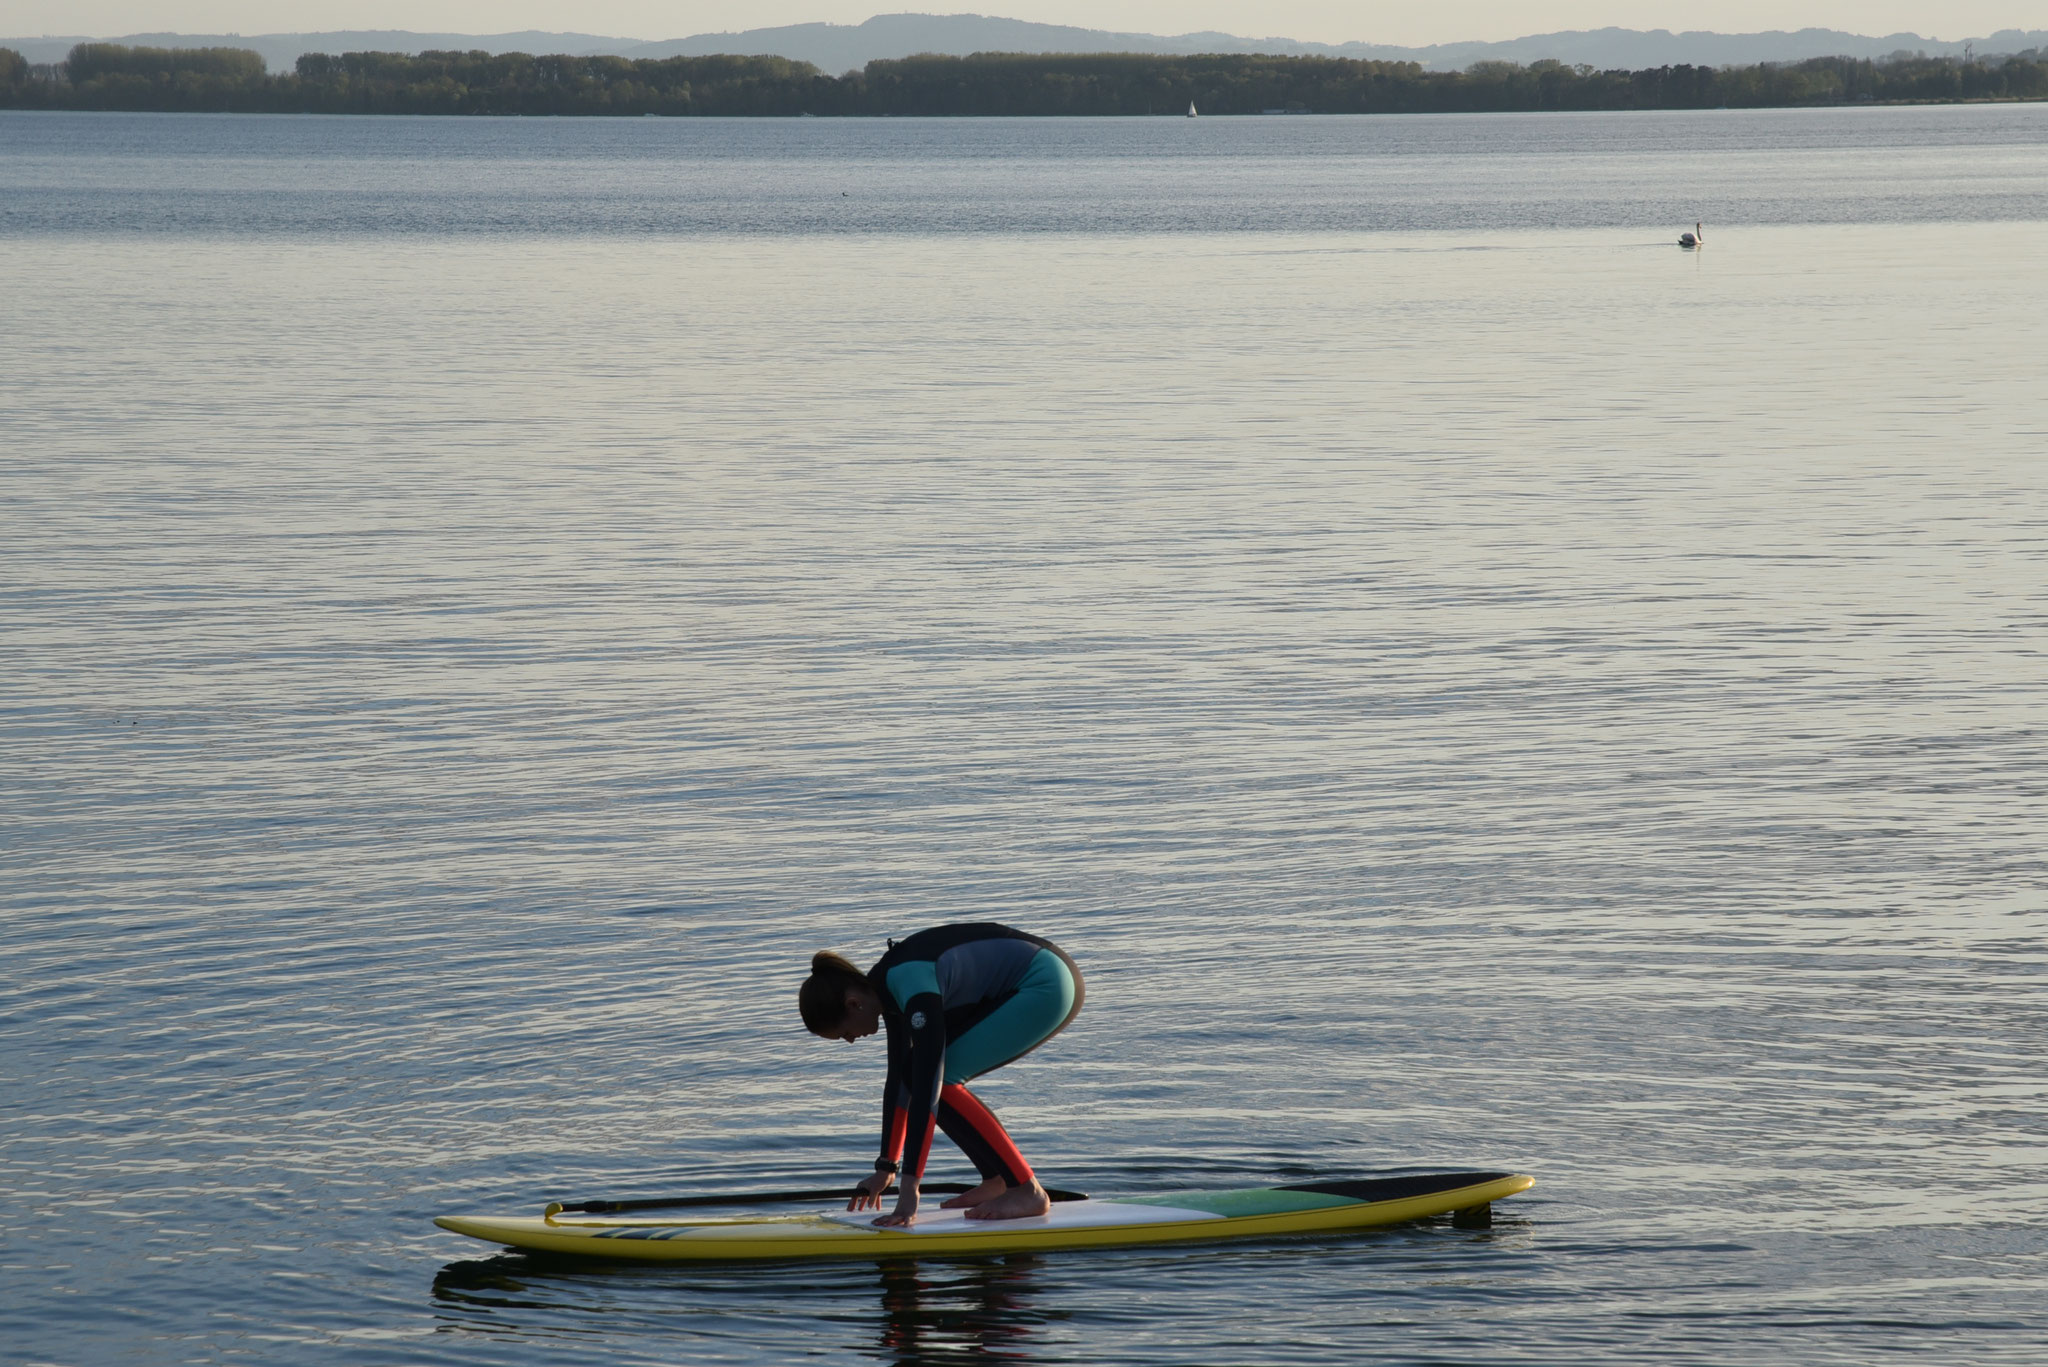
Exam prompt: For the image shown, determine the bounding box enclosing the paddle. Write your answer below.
[547,1182,1089,1217]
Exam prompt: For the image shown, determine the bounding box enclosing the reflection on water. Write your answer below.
[430,1251,1051,1366]
[433,1256,572,1317]
[873,1256,1046,1366]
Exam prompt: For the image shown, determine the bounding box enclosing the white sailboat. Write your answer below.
[1187,101,1198,117]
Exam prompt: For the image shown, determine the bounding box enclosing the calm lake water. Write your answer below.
[3,106,2046,1366]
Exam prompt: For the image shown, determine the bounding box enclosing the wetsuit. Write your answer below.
[868,923,1084,1189]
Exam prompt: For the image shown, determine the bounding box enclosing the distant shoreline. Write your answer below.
[5,46,2045,118]
[7,19,2048,76]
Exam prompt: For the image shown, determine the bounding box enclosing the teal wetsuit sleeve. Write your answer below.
[883,962,947,1182]
[884,960,942,1007]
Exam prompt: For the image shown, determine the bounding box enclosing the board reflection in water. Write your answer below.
[876,1256,1045,1366]
[429,1251,1050,1365]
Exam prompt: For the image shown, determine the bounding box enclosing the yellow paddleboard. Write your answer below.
[435,1171,1533,1262]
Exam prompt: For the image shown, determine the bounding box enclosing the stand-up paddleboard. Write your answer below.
[434,1171,1533,1262]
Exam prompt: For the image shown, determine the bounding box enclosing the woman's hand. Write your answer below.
[873,1186,919,1228]
[848,1171,895,1212]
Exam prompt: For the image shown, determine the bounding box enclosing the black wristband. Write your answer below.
[874,1158,900,1175]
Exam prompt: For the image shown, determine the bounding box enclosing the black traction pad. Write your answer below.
[1276,1172,1515,1203]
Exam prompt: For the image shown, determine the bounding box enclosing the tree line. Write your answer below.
[5,43,2046,116]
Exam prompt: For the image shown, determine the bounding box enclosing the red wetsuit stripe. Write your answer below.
[940,1083,1033,1184]
[883,1106,907,1163]
[913,1115,937,1181]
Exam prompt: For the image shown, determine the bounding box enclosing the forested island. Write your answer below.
[5,43,2046,117]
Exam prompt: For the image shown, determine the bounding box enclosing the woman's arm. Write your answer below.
[876,973,947,1225]
[851,1016,912,1212]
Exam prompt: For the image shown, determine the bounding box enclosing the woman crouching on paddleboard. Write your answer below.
[800,922,1083,1227]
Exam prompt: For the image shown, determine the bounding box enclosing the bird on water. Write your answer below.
[1679,221,1704,248]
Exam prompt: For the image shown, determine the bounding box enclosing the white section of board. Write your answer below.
[820,1198,1213,1235]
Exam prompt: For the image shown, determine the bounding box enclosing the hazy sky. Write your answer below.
[2,2,2039,46]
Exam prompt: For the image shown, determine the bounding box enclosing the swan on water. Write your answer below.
[1679,221,1703,248]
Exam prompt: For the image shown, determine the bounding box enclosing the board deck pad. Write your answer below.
[435,1171,1534,1262]
[819,1198,1217,1232]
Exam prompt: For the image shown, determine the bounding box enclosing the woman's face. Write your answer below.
[829,988,881,1042]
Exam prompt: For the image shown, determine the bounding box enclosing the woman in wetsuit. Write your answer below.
[800,923,1084,1227]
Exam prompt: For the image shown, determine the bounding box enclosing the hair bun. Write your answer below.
[799,949,871,1033]
[810,948,865,978]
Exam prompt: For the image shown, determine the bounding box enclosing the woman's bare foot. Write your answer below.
[964,1179,1051,1221]
[940,1179,1007,1210]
